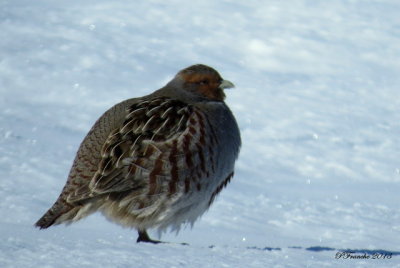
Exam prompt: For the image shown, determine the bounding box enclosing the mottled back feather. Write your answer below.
[68,98,192,202]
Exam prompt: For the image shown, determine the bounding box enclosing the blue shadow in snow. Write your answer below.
[247,246,400,256]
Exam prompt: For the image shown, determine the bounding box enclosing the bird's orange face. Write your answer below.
[178,64,234,102]
[181,72,225,101]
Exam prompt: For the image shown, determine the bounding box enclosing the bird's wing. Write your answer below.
[67,97,210,202]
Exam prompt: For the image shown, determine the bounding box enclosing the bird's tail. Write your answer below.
[34,199,74,229]
[35,197,101,229]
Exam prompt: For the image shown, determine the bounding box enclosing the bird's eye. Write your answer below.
[197,79,208,85]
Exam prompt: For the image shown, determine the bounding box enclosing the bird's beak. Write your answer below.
[219,80,235,90]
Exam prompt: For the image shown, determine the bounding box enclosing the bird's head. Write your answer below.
[172,64,235,101]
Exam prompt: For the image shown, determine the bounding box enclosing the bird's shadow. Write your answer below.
[245,245,400,257]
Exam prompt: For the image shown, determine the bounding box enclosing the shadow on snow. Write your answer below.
[245,246,400,256]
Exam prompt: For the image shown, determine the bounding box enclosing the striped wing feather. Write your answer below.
[67,98,193,202]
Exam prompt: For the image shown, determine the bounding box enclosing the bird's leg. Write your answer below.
[136,230,189,246]
[136,230,163,244]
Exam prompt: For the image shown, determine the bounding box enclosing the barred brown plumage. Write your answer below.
[35,64,241,243]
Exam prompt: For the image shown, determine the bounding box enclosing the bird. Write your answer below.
[35,64,241,243]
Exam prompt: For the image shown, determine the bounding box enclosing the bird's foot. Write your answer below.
[136,230,163,244]
[136,230,188,245]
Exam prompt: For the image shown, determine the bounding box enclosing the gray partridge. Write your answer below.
[35,64,241,243]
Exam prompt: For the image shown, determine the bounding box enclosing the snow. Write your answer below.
[1,0,400,267]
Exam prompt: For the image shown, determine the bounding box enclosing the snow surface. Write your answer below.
[1,0,400,267]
